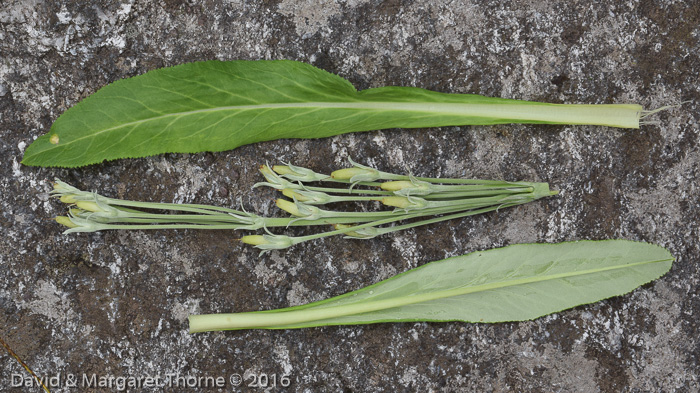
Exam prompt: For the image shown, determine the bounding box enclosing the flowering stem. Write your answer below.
[52,161,557,252]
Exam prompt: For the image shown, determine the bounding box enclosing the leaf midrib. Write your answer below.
[48,101,618,149]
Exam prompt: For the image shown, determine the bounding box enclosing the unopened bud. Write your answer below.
[259,164,275,177]
[241,234,295,254]
[74,200,124,218]
[380,196,428,210]
[272,165,296,176]
[276,199,303,216]
[60,195,79,204]
[380,181,413,191]
[380,180,432,196]
[55,216,78,229]
[59,216,104,233]
[68,208,85,216]
[51,179,92,203]
[331,161,382,182]
[332,167,380,182]
[273,164,328,182]
[282,189,310,202]
[276,199,322,221]
[75,201,103,213]
[52,180,81,194]
[281,188,331,205]
[255,164,298,190]
[240,235,268,246]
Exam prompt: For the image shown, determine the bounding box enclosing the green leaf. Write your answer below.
[188,240,673,332]
[23,60,643,167]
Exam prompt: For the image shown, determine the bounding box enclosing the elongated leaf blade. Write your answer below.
[189,240,672,331]
[23,60,642,167]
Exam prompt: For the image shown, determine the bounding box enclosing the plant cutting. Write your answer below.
[22,60,662,168]
[188,240,673,332]
[51,160,557,253]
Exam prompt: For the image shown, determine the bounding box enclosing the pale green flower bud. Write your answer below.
[240,234,295,255]
[276,199,322,221]
[55,216,78,229]
[52,179,94,203]
[282,189,309,202]
[240,235,268,246]
[75,201,102,213]
[60,195,79,204]
[75,200,124,218]
[52,179,81,195]
[282,188,332,205]
[380,196,428,210]
[60,216,105,234]
[254,164,299,190]
[381,179,432,196]
[273,163,328,182]
[330,159,380,182]
[331,167,379,182]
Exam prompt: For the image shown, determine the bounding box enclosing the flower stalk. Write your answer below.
[52,161,557,253]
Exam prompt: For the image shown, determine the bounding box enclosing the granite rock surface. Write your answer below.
[1,0,699,391]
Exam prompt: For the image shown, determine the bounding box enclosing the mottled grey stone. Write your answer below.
[1,0,699,392]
